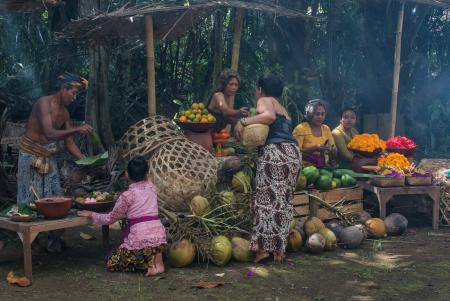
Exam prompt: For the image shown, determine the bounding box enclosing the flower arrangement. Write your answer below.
[386,136,416,149]
[411,166,431,178]
[347,134,387,152]
[377,153,411,170]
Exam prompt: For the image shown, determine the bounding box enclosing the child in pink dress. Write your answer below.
[77,156,166,276]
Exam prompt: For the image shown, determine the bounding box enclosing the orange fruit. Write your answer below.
[202,109,208,115]
[195,114,202,119]
[184,110,191,117]
[188,114,195,120]
[191,109,198,115]
[187,120,192,122]
[191,103,199,110]
[198,103,205,110]
[207,113,212,117]
[207,116,215,122]
[179,116,187,121]
[201,118,208,122]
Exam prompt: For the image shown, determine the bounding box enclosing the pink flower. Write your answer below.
[247,272,252,276]
[290,263,294,266]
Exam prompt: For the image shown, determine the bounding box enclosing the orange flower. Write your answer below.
[377,153,410,170]
[348,134,387,151]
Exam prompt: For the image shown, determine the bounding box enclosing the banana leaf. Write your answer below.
[76,152,108,167]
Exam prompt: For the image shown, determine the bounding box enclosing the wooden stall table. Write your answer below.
[0,215,109,279]
[357,181,440,230]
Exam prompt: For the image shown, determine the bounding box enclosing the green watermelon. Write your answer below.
[314,175,333,190]
[333,178,341,188]
[319,169,333,178]
[341,174,357,187]
[302,166,319,186]
[332,170,342,179]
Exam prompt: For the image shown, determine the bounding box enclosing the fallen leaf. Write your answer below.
[190,282,230,289]
[80,232,95,240]
[7,271,31,287]
[366,285,382,290]
[0,241,4,249]
[215,273,225,277]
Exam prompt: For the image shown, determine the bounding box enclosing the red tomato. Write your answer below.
[219,133,227,139]
[222,149,229,156]
[211,133,219,140]
[225,133,230,139]
[220,129,227,134]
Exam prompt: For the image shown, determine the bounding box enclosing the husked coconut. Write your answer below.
[231,237,256,262]
[365,218,387,238]
[326,219,341,230]
[354,224,368,244]
[286,229,303,252]
[331,225,345,242]
[168,239,196,268]
[339,226,364,249]
[356,211,372,223]
[294,223,306,242]
[303,217,325,237]
[384,213,408,236]
[295,219,304,229]
[306,233,325,254]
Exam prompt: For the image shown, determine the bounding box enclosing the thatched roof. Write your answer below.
[0,0,64,15]
[58,1,317,43]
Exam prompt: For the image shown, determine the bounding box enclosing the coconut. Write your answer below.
[354,224,368,244]
[317,228,337,250]
[303,217,325,237]
[339,226,364,249]
[190,196,211,216]
[384,213,408,236]
[226,231,242,242]
[331,225,345,242]
[223,157,243,176]
[210,236,232,267]
[231,237,256,262]
[356,211,372,223]
[232,172,251,192]
[220,191,236,204]
[291,218,296,229]
[286,229,303,252]
[294,224,306,242]
[365,218,387,238]
[306,233,325,254]
[326,219,341,230]
[295,174,307,191]
[168,239,196,268]
[295,219,304,229]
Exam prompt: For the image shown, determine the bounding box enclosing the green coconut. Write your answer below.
[210,236,232,267]
[291,218,296,229]
[231,237,256,262]
[295,174,307,191]
[220,191,237,204]
[232,172,251,192]
[226,231,242,242]
[168,239,196,268]
[317,228,337,250]
[286,229,303,252]
[190,195,211,216]
[303,217,325,237]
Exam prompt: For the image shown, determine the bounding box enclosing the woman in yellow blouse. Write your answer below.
[331,107,359,168]
[293,99,338,167]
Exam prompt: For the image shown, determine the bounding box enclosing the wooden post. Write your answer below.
[389,1,405,139]
[145,14,156,116]
[226,8,244,133]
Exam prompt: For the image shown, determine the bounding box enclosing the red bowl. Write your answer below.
[386,145,419,156]
[34,196,74,220]
[348,148,383,158]
[74,200,117,212]
[174,120,216,133]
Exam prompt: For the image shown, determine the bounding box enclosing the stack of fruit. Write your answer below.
[212,129,231,157]
[178,103,216,122]
[300,166,357,191]
[211,129,230,141]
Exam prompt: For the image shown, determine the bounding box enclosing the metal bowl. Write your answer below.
[174,120,216,133]
[74,200,117,213]
[34,196,74,220]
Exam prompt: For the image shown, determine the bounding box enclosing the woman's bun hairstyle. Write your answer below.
[257,74,284,98]
[127,156,149,182]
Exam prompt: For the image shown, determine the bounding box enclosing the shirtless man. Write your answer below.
[205,68,249,133]
[17,72,93,255]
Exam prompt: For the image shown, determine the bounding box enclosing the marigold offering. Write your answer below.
[386,136,416,149]
[377,153,411,170]
[347,134,387,152]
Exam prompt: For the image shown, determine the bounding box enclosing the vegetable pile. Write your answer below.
[386,136,416,149]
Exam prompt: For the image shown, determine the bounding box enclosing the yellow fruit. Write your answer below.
[317,228,337,250]
[207,113,212,117]
[191,103,199,110]
[184,110,191,117]
[190,196,211,216]
[179,116,187,122]
[188,114,195,120]
[202,109,208,115]
[365,218,387,238]
[195,114,202,119]
[207,116,215,122]
[201,118,208,122]
[193,118,200,122]
[331,181,337,189]
[303,217,325,237]
[187,120,192,122]
[286,229,303,252]
[198,103,205,110]
[168,239,196,268]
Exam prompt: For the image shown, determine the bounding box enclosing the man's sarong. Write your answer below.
[17,137,65,252]
[249,143,302,253]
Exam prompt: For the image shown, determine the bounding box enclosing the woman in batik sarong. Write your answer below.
[205,68,249,133]
[292,99,338,167]
[77,156,166,276]
[234,74,302,263]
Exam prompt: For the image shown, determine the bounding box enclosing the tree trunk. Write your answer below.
[213,10,223,80]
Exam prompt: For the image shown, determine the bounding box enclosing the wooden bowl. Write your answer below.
[386,146,418,156]
[174,120,216,133]
[348,148,383,158]
[74,199,117,212]
[34,196,74,220]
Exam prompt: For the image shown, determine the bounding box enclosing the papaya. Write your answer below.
[319,169,333,178]
[340,174,357,187]
[314,175,333,190]
[332,170,342,179]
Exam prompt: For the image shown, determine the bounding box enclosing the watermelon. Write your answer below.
[333,178,341,188]
[314,175,333,190]
[302,166,319,186]
[340,174,357,187]
[319,169,333,178]
[332,170,342,179]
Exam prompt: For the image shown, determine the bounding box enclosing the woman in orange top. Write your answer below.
[292,99,338,167]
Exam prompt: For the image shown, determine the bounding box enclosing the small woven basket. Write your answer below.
[242,124,269,149]
[370,177,405,187]
[405,176,431,186]
[10,215,35,222]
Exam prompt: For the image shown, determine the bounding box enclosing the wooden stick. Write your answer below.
[145,14,156,116]
[30,187,39,200]
[389,1,405,139]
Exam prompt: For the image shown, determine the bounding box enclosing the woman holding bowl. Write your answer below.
[234,74,301,263]
[331,106,359,169]
[292,99,338,167]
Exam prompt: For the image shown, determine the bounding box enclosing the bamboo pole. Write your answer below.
[145,14,156,116]
[226,8,244,133]
[389,1,405,139]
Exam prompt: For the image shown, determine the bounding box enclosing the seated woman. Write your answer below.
[331,107,359,169]
[292,99,338,167]
[205,68,249,133]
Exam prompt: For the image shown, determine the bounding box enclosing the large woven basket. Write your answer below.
[242,124,269,149]
[370,177,405,187]
[148,139,218,212]
[405,176,431,186]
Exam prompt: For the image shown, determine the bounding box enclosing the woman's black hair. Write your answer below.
[257,74,284,98]
[127,156,149,182]
[339,106,357,118]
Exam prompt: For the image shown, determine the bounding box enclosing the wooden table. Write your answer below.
[357,181,440,229]
[0,215,109,279]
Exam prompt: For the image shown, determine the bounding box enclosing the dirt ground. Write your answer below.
[0,213,449,301]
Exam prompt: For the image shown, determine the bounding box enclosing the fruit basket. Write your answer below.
[348,148,383,158]
[174,120,216,133]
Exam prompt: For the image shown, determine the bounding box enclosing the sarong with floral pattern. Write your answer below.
[249,143,302,253]
[106,244,165,272]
